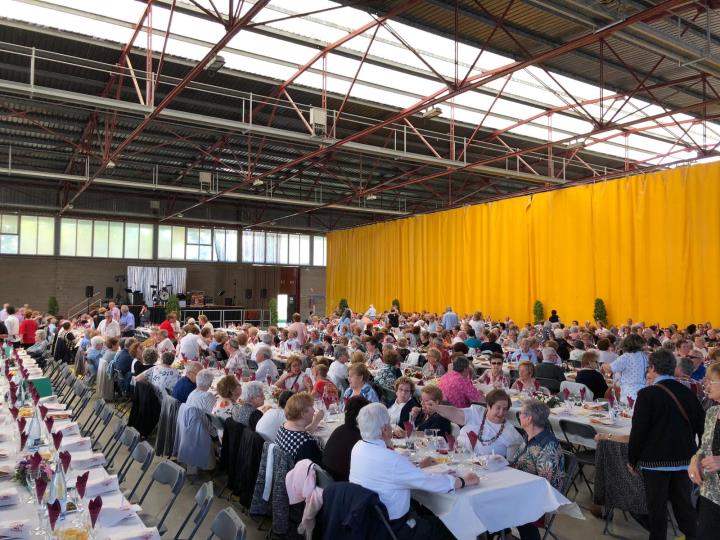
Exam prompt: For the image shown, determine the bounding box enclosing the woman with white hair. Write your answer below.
[231,380,265,430]
[349,403,478,539]
[27,329,49,359]
[185,369,217,413]
[135,351,180,392]
[86,335,105,376]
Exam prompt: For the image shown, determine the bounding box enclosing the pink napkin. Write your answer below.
[51,432,63,451]
[627,396,635,409]
[467,431,478,450]
[44,418,54,433]
[39,406,48,420]
[445,433,456,452]
[75,471,90,499]
[47,500,61,530]
[59,451,71,473]
[35,477,47,501]
[579,387,586,400]
[88,496,103,528]
[562,388,570,401]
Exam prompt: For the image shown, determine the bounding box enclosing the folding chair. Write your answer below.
[107,426,140,472]
[102,418,127,457]
[137,460,186,535]
[88,405,115,448]
[206,508,247,540]
[558,419,597,497]
[121,441,155,503]
[173,481,214,540]
[81,399,106,436]
[540,451,578,540]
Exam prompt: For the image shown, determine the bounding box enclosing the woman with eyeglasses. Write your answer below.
[689,363,720,539]
[478,353,510,388]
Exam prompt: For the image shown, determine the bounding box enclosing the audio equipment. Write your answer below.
[85,286,94,299]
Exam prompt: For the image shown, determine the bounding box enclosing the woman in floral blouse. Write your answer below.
[689,363,720,539]
[511,399,564,540]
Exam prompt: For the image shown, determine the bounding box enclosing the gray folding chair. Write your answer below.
[89,405,115,448]
[174,481,214,540]
[81,399,106,435]
[120,441,155,498]
[206,508,247,540]
[541,451,578,540]
[138,460,186,535]
[107,426,140,473]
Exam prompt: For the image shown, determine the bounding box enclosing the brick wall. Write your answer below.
[0,255,306,316]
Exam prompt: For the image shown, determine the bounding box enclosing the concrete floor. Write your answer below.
[81,397,679,540]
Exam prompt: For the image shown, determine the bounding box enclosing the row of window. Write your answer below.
[0,214,326,266]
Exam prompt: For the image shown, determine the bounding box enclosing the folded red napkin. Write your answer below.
[29,452,42,471]
[579,387,586,400]
[34,477,47,502]
[445,433,456,452]
[88,496,103,528]
[16,418,26,433]
[39,406,48,420]
[19,433,27,452]
[47,500,61,530]
[59,451,71,473]
[266,376,272,386]
[467,431,478,450]
[562,388,570,401]
[51,432,63,451]
[403,421,413,437]
[9,406,18,420]
[75,471,89,499]
[607,395,616,408]
[44,418,54,433]
[627,396,635,409]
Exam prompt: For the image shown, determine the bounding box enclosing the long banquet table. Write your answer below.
[0,351,159,540]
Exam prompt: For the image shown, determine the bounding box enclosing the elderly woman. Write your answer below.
[574,350,608,400]
[85,335,105,377]
[601,333,648,403]
[511,361,541,393]
[479,353,510,388]
[275,356,313,393]
[436,389,523,457]
[96,336,119,400]
[364,337,382,367]
[410,385,452,438]
[231,381,266,430]
[136,351,180,393]
[172,360,202,403]
[26,329,49,359]
[511,399,565,540]
[275,392,324,464]
[374,349,401,390]
[342,363,379,403]
[185,369,216,413]
[322,396,370,481]
[422,347,446,379]
[388,376,419,433]
[211,375,235,411]
[689,363,720,539]
[133,346,154,377]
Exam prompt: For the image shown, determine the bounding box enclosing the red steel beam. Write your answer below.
[164,0,692,223]
[60,0,271,213]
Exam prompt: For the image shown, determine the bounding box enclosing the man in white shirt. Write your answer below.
[254,345,278,383]
[328,345,349,389]
[97,312,121,338]
[4,306,20,347]
[349,403,477,539]
[177,326,206,361]
[155,329,175,356]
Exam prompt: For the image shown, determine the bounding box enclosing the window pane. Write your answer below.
[213,230,226,261]
[187,228,199,244]
[288,234,299,265]
[139,224,153,259]
[37,217,54,255]
[1,215,18,234]
[186,244,199,260]
[158,225,172,259]
[171,226,185,259]
[199,229,211,245]
[278,233,289,264]
[0,234,18,254]
[93,221,109,257]
[199,245,211,261]
[253,231,265,262]
[124,223,139,259]
[242,230,253,262]
[76,220,92,257]
[19,216,37,255]
[313,236,326,266]
[298,235,310,265]
[59,219,76,256]
[226,230,237,262]
[266,233,278,263]
[108,222,124,258]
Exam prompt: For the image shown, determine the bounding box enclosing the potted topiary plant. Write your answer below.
[392,299,401,311]
[48,296,59,316]
[338,298,349,314]
[165,294,180,319]
[269,297,278,326]
[533,300,544,324]
[594,298,608,325]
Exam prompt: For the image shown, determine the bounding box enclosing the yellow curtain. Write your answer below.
[326,161,720,326]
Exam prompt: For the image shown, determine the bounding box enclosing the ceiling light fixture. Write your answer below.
[421,107,442,119]
[204,55,225,76]
[366,194,377,201]
[252,179,264,187]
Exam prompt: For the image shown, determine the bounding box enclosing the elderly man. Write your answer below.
[349,403,478,539]
[173,361,202,403]
[108,301,121,321]
[155,329,175,356]
[185,369,217,413]
[441,306,459,331]
[119,305,135,338]
[98,311,121,338]
[328,345,349,389]
[254,345,278,384]
[511,338,539,364]
[437,355,483,408]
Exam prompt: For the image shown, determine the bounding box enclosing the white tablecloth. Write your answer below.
[412,466,582,540]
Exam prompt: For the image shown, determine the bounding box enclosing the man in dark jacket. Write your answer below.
[628,348,705,540]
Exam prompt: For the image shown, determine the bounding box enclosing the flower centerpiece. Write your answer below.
[532,391,561,409]
[13,456,53,485]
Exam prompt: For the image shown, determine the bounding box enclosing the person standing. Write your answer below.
[441,306,459,331]
[4,306,20,348]
[628,349,705,540]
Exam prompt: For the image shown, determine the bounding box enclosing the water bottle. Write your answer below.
[47,458,68,515]
[26,406,42,451]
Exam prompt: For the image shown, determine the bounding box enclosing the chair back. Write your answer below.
[560,450,578,496]
[174,481,214,540]
[536,377,559,394]
[207,507,247,540]
[560,381,594,401]
[558,418,597,448]
[207,413,225,432]
[139,460,186,531]
[313,464,335,489]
